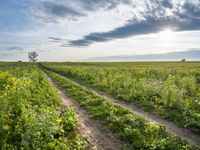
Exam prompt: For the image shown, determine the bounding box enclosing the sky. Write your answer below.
[0,0,200,61]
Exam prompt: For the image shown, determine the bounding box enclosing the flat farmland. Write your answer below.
[1,62,200,149]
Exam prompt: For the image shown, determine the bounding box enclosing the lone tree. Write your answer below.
[28,52,38,62]
[181,59,186,62]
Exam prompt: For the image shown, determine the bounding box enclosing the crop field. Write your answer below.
[0,62,200,149]
[42,62,200,133]
[0,63,88,149]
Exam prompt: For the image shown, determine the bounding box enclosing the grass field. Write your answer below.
[0,62,200,149]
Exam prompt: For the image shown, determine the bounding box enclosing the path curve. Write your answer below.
[46,75,123,150]
[52,72,200,147]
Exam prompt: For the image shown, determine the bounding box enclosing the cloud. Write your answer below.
[176,1,200,19]
[64,39,92,47]
[0,53,12,59]
[161,0,173,8]
[48,37,63,42]
[42,1,84,18]
[48,37,62,41]
[68,0,200,46]
[33,0,132,23]
[34,1,86,23]
[72,0,131,11]
[0,46,26,59]
[7,47,25,51]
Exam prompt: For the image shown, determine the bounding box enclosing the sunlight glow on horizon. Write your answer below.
[0,0,200,61]
[158,28,175,42]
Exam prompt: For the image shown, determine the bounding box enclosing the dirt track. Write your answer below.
[50,72,200,147]
[46,75,123,150]
[93,89,200,147]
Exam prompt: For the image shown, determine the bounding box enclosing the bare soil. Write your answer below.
[93,90,200,147]
[46,75,124,150]
[56,75,200,147]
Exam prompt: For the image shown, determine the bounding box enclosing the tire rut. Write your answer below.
[46,75,124,150]
[52,73,200,147]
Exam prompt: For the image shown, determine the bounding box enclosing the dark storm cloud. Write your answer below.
[68,0,200,47]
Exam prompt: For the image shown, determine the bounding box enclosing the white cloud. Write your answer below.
[1,0,200,61]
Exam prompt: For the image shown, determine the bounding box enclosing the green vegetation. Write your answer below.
[44,68,198,150]
[1,62,199,149]
[0,64,88,149]
[41,62,200,134]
